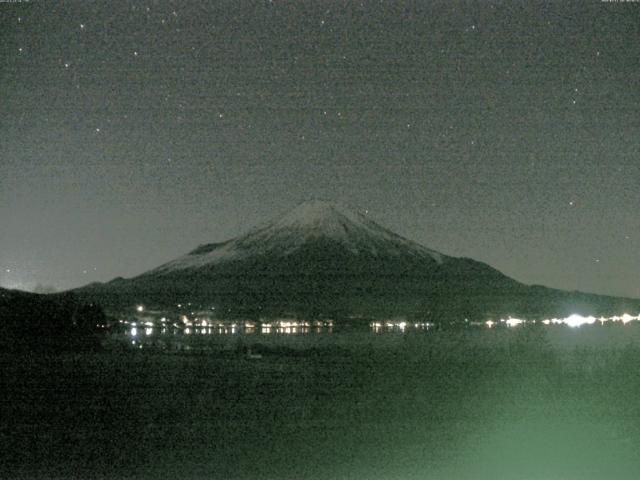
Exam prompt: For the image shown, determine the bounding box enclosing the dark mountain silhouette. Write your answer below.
[73,200,640,321]
[0,287,106,350]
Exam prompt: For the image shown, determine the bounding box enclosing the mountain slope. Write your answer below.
[74,200,640,320]
[148,200,445,274]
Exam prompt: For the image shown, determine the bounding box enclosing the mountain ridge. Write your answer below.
[146,200,444,275]
[72,200,640,320]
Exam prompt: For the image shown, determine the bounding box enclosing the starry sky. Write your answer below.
[1,0,639,298]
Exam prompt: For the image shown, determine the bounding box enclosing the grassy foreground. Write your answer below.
[2,325,640,479]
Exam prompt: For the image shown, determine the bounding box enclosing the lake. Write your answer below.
[3,323,640,479]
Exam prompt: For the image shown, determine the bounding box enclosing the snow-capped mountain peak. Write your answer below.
[269,199,360,230]
[255,199,376,242]
[148,200,444,274]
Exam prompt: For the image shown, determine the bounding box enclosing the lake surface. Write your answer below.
[3,324,640,479]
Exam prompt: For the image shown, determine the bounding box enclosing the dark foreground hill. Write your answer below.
[73,200,640,320]
[0,288,105,350]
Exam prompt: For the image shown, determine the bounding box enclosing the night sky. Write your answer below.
[1,1,639,298]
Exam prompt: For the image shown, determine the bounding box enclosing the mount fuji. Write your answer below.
[150,199,446,273]
[74,200,639,320]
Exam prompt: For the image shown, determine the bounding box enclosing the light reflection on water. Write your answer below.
[370,321,431,333]
[123,313,640,341]
[128,323,336,337]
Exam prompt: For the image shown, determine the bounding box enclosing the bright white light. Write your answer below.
[136,305,144,312]
[563,314,596,328]
[621,313,636,324]
[542,319,551,325]
[145,327,153,336]
[505,318,524,327]
[485,320,495,328]
[131,327,137,337]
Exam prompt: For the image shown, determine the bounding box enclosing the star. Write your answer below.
[569,201,575,206]
[64,62,70,68]
[95,127,101,133]
[80,23,85,29]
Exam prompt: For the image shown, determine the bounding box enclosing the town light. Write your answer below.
[505,318,524,327]
[563,314,596,328]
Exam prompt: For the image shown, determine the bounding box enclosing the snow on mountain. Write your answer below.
[149,200,444,274]
[75,200,640,318]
